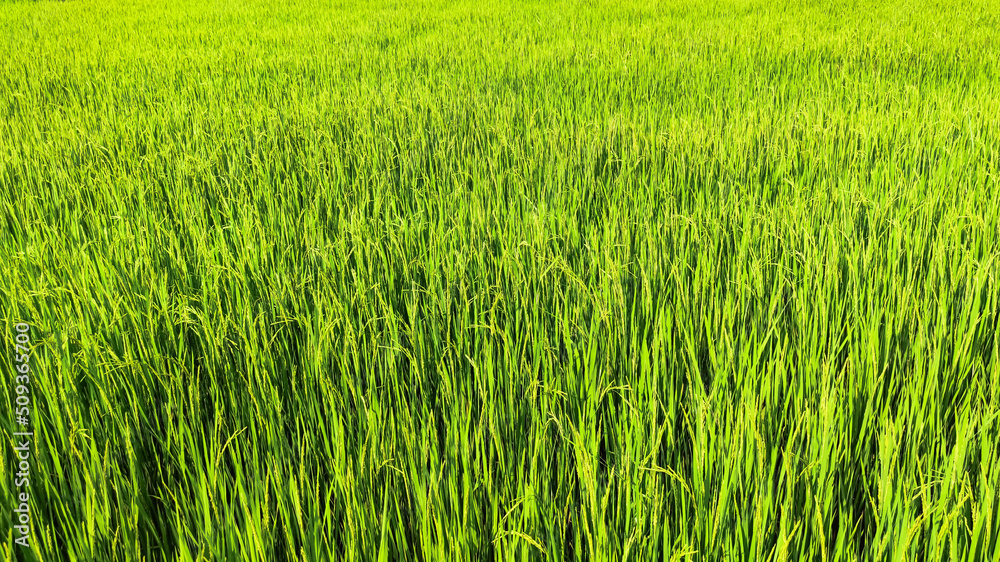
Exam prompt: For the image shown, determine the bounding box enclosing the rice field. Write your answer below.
[1,0,999,560]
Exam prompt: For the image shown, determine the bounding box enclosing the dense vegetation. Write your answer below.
[2,0,999,560]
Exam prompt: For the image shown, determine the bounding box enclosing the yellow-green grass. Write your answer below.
[1,0,999,560]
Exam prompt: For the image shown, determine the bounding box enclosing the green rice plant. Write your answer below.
[1,0,998,560]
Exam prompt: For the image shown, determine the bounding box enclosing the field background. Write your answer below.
[2,0,999,560]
